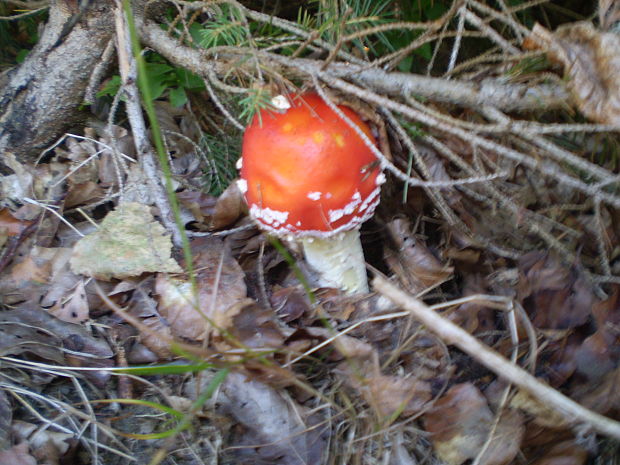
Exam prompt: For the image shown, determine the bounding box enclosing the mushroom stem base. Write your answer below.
[301,228,369,294]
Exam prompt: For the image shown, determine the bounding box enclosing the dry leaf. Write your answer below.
[524,22,620,125]
[510,389,570,429]
[217,371,329,464]
[0,443,37,465]
[0,307,112,366]
[270,286,312,323]
[0,208,33,236]
[344,365,432,418]
[518,252,593,329]
[226,301,286,349]
[64,181,105,208]
[385,218,453,293]
[70,202,182,280]
[0,390,11,451]
[47,280,89,324]
[178,182,244,230]
[155,238,247,341]
[529,440,588,465]
[424,383,523,465]
[12,420,74,465]
[138,316,175,359]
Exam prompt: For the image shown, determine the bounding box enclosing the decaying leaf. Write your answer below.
[518,252,594,329]
[155,238,247,341]
[385,218,453,294]
[177,181,244,230]
[0,307,113,368]
[524,22,620,125]
[343,364,432,419]
[70,202,182,280]
[0,389,11,450]
[47,280,89,324]
[217,371,329,464]
[138,316,175,359]
[529,440,588,465]
[509,389,570,429]
[0,208,34,237]
[424,383,523,465]
[0,442,37,465]
[11,420,74,465]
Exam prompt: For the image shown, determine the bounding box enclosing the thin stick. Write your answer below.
[372,275,620,440]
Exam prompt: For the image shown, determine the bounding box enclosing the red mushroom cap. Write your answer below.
[239,93,384,238]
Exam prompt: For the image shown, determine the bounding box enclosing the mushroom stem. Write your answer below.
[301,229,369,294]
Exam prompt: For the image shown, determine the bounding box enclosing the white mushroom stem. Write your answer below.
[301,228,369,294]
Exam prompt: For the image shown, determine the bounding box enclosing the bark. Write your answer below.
[0,0,115,170]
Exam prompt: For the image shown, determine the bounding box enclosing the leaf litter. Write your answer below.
[2,2,620,464]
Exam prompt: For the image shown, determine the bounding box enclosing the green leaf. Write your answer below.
[145,62,174,78]
[16,49,29,63]
[97,75,122,98]
[175,68,205,91]
[169,86,188,107]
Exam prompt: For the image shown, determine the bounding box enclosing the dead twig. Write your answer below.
[373,275,620,440]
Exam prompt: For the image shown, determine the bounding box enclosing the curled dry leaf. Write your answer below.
[509,389,570,429]
[11,420,74,465]
[0,208,33,237]
[0,308,113,386]
[524,22,620,125]
[529,440,588,465]
[178,181,244,230]
[70,202,182,280]
[574,287,620,380]
[343,363,432,419]
[225,301,286,350]
[270,286,312,323]
[217,371,329,465]
[385,218,453,294]
[138,316,175,359]
[518,252,594,329]
[155,238,247,341]
[424,383,523,465]
[0,443,37,465]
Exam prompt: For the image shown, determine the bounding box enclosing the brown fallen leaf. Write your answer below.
[138,316,175,359]
[0,442,37,465]
[64,181,105,209]
[384,218,453,294]
[0,307,113,380]
[216,371,329,465]
[225,301,286,350]
[509,389,570,429]
[0,208,34,237]
[518,252,594,330]
[11,420,74,465]
[155,238,247,341]
[529,440,588,465]
[70,202,182,280]
[343,363,432,419]
[47,280,90,324]
[524,21,620,125]
[178,181,244,231]
[270,286,313,323]
[424,383,523,465]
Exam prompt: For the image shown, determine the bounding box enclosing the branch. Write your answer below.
[140,20,569,113]
[373,275,620,440]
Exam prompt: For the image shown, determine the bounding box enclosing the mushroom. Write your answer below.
[238,93,385,294]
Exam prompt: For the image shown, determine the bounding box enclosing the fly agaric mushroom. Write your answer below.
[237,93,385,294]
